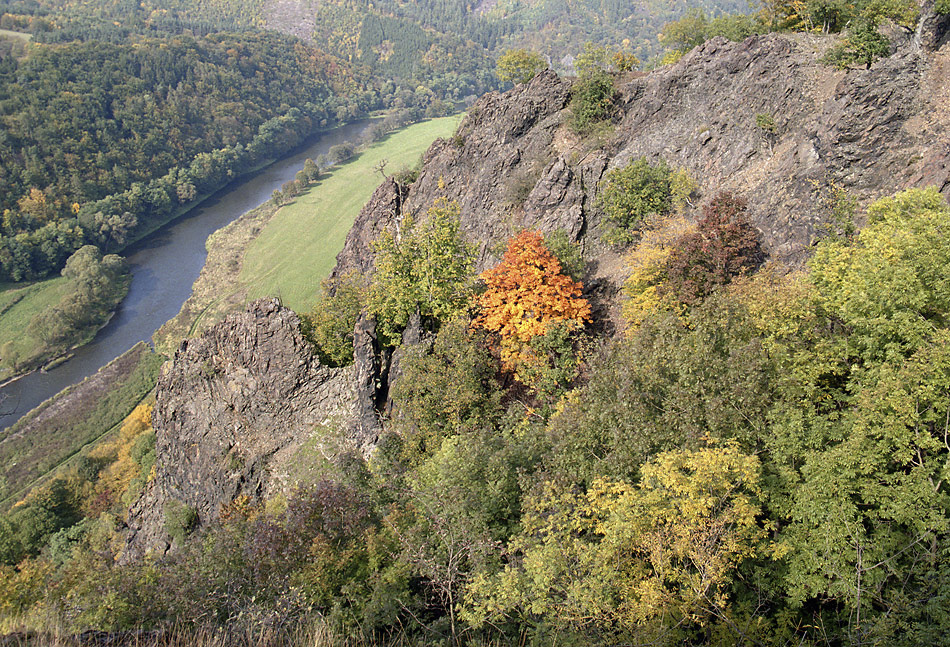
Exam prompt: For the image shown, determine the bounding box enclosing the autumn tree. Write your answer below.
[465,443,772,642]
[472,230,591,385]
[495,49,548,85]
[661,192,764,306]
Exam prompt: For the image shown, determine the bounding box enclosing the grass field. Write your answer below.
[0,29,31,41]
[0,278,69,380]
[240,115,463,313]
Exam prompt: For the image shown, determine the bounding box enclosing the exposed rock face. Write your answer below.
[916,0,950,51]
[332,177,408,280]
[340,33,950,272]
[320,30,950,452]
[609,34,949,265]
[125,299,361,557]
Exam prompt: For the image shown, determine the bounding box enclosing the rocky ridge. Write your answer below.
[128,21,950,553]
[125,299,361,558]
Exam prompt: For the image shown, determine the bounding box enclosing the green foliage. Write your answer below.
[26,245,130,360]
[0,32,346,282]
[822,18,891,68]
[660,8,709,51]
[518,321,590,406]
[596,158,673,245]
[938,0,950,15]
[302,273,366,368]
[163,500,198,544]
[755,112,777,134]
[817,182,858,241]
[659,9,764,58]
[368,198,476,347]
[573,42,611,76]
[545,296,773,485]
[809,187,950,365]
[465,443,770,640]
[568,68,616,133]
[391,317,502,464]
[543,230,586,282]
[495,48,548,85]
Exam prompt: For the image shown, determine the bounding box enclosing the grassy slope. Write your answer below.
[0,342,164,507]
[240,115,463,313]
[0,278,69,380]
[0,29,31,41]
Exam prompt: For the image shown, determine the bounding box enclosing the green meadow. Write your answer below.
[240,115,463,313]
[0,278,68,380]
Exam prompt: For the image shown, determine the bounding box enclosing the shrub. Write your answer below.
[164,500,198,544]
[472,230,591,381]
[661,192,764,306]
[301,273,366,367]
[391,317,502,464]
[568,69,616,133]
[822,18,890,69]
[596,158,674,246]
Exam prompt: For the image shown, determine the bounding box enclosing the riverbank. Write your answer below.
[0,121,374,386]
[0,342,164,508]
[154,115,463,353]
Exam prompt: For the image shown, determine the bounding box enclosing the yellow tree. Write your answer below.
[472,230,591,380]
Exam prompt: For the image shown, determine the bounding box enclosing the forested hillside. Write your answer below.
[1,3,949,642]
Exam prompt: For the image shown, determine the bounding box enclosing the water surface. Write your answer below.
[0,121,373,429]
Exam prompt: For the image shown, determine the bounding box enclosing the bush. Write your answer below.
[661,192,764,306]
[391,318,502,464]
[568,69,615,133]
[327,141,356,165]
[822,18,890,69]
[368,198,475,347]
[164,500,198,544]
[596,158,674,246]
[496,48,548,85]
[301,273,366,367]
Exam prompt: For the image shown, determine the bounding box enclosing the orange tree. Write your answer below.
[472,230,591,386]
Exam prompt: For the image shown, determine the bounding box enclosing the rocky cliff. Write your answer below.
[125,299,362,558]
[129,20,950,554]
[336,25,949,278]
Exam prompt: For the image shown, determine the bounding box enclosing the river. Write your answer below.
[0,120,374,430]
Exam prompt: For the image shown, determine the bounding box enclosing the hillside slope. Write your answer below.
[127,23,950,555]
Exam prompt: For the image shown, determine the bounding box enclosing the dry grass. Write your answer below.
[0,620,347,647]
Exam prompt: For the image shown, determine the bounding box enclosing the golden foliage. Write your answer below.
[87,402,154,516]
[472,230,591,377]
[621,213,694,329]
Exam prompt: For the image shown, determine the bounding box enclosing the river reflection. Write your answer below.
[0,120,373,430]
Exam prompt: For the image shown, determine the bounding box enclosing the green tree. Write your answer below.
[391,317,502,464]
[368,198,476,346]
[495,49,548,85]
[823,18,890,69]
[596,157,673,245]
[302,272,366,367]
[465,443,771,641]
[660,8,709,53]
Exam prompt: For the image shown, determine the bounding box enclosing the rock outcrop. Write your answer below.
[368,34,949,270]
[323,28,950,452]
[125,299,362,557]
